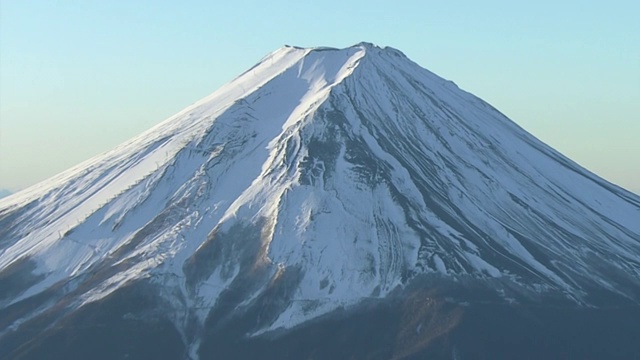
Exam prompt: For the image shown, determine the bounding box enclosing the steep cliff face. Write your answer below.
[1,43,639,359]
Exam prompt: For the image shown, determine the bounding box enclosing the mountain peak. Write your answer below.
[352,41,380,49]
[283,41,379,50]
[281,41,405,57]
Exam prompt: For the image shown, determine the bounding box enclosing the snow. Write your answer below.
[1,42,639,352]
[433,255,447,274]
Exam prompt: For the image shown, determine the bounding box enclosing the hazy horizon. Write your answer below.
[1,1,638,194]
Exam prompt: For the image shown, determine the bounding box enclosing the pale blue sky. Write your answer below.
[1,1,639,194]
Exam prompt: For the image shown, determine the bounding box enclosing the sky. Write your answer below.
[1,1,639,194]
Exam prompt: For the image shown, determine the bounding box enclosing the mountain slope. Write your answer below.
[1,42,639,359]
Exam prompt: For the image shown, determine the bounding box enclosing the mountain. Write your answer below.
[1,42,639,360]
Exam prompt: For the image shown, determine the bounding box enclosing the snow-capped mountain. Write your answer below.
[1,42,639,360]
